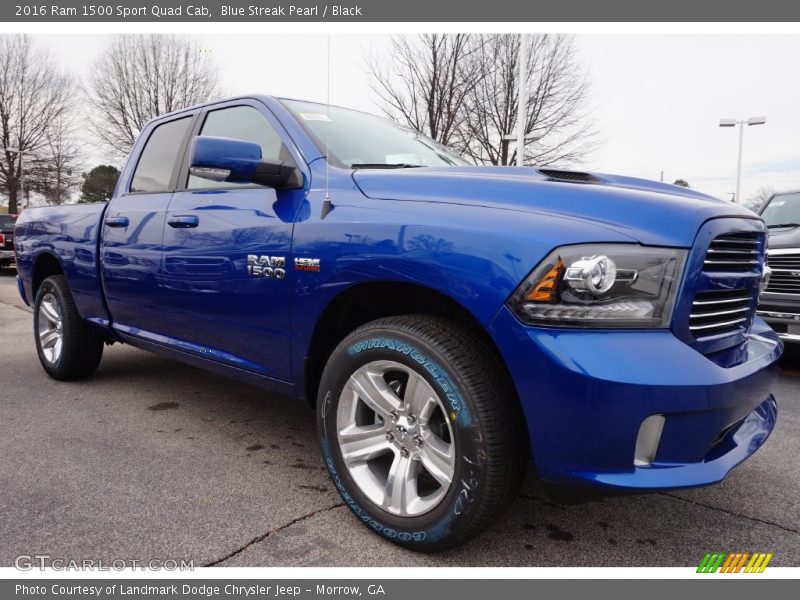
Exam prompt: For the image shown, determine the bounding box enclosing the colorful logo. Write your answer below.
[697,552,773,573]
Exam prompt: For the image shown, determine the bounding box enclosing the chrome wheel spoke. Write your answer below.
[40,299,60,324]
[405,373,439,424]
[40,329,60,349]
[348,369,402,419]
[384,453,417,515]
[52,338,63,362]
[339,424,392,465]
[419,434,455,486]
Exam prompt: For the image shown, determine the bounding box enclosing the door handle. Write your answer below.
[167,215,199,228]
[105,216,129,227]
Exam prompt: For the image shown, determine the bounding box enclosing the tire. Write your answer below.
[317,315,527,551]
[33,274,104,381]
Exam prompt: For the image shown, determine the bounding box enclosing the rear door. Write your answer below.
[158,101,307,381]
[102,114,195,335]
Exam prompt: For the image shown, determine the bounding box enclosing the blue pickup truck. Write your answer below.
[14,96,782,550]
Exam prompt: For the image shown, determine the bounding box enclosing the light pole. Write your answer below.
[719,116,766,203]
[4,146,27,209]
[502,34,535,167]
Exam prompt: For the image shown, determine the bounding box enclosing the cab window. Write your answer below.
[130,116,192,193]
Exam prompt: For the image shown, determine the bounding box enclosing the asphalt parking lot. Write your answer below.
[0,268,798,567]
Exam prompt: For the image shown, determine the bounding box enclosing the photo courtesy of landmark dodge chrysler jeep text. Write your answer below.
[13,96,782,550]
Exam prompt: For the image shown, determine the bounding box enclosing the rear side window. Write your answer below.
[187,105,289,189]
[130,116,192,193]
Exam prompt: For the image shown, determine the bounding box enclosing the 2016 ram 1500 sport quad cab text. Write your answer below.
[14,96,782,551]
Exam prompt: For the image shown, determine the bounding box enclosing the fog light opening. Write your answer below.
[634,415,665,468]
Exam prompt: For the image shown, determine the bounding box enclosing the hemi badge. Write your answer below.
[295,257,321,272]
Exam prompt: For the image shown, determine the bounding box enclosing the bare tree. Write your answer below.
[27,115,84,205]
[460,34,597,167]
[86,34,220,157]
[747,186,775,207]
[368,34,485,148]
[367,34,597,168]
[0,35,75,214]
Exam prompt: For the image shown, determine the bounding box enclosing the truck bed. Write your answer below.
[15,202,111,326]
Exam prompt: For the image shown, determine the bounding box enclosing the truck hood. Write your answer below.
[352,166,760,247]
[766,224,800,249]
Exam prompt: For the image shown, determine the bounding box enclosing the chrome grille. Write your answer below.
[764,273,800,295]
[689,230,764,341]
[764,251,800,296]
[703,232,760,272]
[690,290,754,336]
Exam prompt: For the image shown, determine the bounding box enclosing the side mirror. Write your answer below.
[189,136,303,189]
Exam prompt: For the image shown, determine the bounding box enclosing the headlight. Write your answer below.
[509,244,687,328]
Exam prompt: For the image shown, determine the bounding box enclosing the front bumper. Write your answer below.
[490,306,782,490]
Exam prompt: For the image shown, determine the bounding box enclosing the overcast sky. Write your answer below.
[34,33,800,202]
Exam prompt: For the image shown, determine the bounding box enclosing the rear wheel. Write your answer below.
[317,315,527,551]
[34,275,104,380]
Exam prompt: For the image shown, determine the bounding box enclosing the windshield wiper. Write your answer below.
[350,163,425,169]
[767,223,800,229]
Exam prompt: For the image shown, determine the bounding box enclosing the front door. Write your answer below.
[159,102,305,381]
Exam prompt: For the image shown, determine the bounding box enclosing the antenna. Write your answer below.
[320,34,333,220]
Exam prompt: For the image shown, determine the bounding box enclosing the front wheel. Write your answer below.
[33,275,104,380]
[317,315,527,551]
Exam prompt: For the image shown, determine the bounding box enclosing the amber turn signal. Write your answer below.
[525,257,564,303]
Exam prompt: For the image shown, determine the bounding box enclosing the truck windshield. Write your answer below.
[281,99,470,168]
[761,192,800,228]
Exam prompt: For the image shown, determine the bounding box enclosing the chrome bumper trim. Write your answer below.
[757,310,800,320]
[776,332,800,343]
